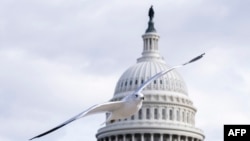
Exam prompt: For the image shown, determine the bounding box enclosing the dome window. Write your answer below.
[160,80,163,84]
[162,108,166,119]
[169,109,173,120]
[146,108,150,119]
[131,115,134,120]
[154,108,158,119]
[138,109,142,119]
[135,80,138,85]
[129,80,133,85]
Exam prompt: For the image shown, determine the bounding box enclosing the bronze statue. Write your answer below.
[146,5,156,33]
[148,5,154,21]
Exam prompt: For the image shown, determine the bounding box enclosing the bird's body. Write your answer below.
[108,98,142,121]
[30,53,204,140]
[100,92,144,123]
[106,92,143,121]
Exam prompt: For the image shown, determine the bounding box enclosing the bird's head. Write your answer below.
[122,92,144,102]
[133,92,144,101]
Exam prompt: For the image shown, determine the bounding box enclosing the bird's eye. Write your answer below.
[135,94,138,97]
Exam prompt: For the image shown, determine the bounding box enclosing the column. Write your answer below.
[178,135,180,141]
[151,134,153,141]
[169,134,172,141]
[123,135,126,141]
[158,107,162,120]
[141,133,144,141]
[144,39,146,51]
[134,111,138,120]
[109,136,111,141]
[154,38,157,51]
[142,108,146,120]
[160,134,163,141]
[132,134,135,141]
[156,39,158,50]
[152,38,155,50]
[151,107,154,120]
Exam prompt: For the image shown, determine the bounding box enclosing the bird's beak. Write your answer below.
[141,97,144,100]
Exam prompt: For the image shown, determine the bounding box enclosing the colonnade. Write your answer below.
[108,106,195,126]
[143,37,159,52]
[98,133,201,141]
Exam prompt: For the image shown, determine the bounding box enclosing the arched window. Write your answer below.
[169,109,173,120]
[118,135,123,141]
[138,109,142,119]
[131,115,134,120]
[144,134,150,141]
[141,79,144,84]
[135,134,141,141]
[146,108,150,119]
[129,80,133,85]
[160,80,163,84]
[154,80,157,84]
[154,108,158,119]
[162,108,166,119]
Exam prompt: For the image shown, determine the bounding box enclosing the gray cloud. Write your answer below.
[0,0,249,141]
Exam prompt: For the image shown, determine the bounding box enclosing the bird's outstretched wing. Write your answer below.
[30,101,124,140]
[134,65,182,93]
[134,53,205,93]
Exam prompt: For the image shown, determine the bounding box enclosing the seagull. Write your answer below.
[29,53,205,140]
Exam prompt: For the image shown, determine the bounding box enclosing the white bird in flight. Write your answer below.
[30,53,205,140]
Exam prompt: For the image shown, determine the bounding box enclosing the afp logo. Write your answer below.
[224,125,250,141]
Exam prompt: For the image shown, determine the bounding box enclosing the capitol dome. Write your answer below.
[96,6,204,141]
[114,60,188,97]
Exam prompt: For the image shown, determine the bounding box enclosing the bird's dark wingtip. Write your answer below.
[29,137,35,140]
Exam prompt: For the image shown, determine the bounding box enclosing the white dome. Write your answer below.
[114,60,188,95]
[97,7,204,141]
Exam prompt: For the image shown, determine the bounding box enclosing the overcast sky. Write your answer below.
[1,0,250,141]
